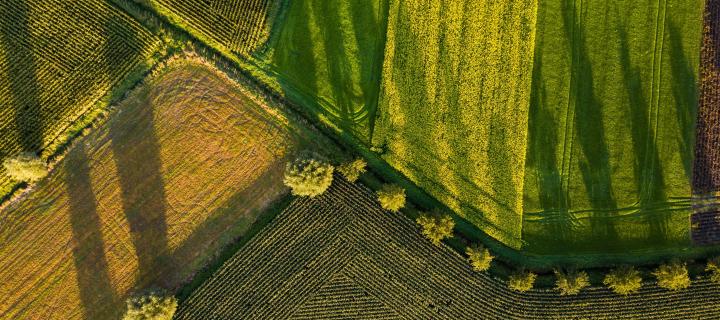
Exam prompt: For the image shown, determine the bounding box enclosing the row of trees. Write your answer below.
[283,156,409,212]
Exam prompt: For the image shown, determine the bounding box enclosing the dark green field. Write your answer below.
[523,0,704,254]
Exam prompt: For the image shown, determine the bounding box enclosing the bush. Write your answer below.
[653,260,691,291]
[603,265,643,295]
[123,293,177,320]
[337,158,367,182]
[465,245,493,272]
[508,270,536,292]
[283,158,334,197]
[415,212,454,245]
[707,257,720,284]
[377,184,406,212]
[554,269,590,295]
[3,152,48,182]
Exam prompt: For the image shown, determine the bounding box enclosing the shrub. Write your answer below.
[415,212,454,245]
[508,270,536,292]
[377,184,406,212]
[283,158,334,197]
[2,152,48,182]
[123,293,177,320]
[465,245,493,272]
[603,265,643,295]
[653,260,691,291]
[337,158,367,182]
[707,257,720,284]
[554,269,590,295]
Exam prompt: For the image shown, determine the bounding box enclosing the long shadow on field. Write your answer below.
[105,16,172,289]
[616,23,670,245]
[0,0,43,153]
[564,1,620,244]
[66,143,120,318]
[524,10,571,248]
[667,23,699,183]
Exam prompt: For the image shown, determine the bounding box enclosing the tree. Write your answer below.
[603,265,642,295]
[653,260,691,291]
[337,158,367,182]
[2,152,48,182]
[415,212,454,245]
[283,158,334,197]
[465,245,493,272]
[508,270,536,292]
[377,184,405,212]
[706,257,720,284]
[123,293,177,320]
[554,269,590,295]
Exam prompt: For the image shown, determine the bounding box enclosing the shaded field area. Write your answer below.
[258,0,388,140]
[177,177,720,320]
[139,0,275,55]
[522,0,703,253]
[0,60,330,319]
[372,0,538,248]
[0,0,159,199]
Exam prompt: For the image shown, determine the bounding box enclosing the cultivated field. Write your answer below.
[692,0,720,244]
[522,0,704,254]
[258,0,389,140]
[0,60,331,319]
[0,0,159,199]
[371,0,538,249]
[177,177,720,319]
[139,0,276,55]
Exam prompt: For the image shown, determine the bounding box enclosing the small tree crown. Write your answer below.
[3,152,48,182]
[337,158,367,182]
[415,211,455,245]
[283,158,334,197]
[466,245,494,272]
[377,184,406,212]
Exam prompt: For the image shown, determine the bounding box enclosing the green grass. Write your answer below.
[522,0,704,254]
[256,0,388,141]
[371,0,538,249]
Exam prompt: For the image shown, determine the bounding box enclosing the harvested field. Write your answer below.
[0,60,332,319]
[523,0,704,254]
[0,0,159,198]
[177,177,720,319]
[371,0,538,249]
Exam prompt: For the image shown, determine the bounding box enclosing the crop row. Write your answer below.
[0,0,159,199]
[177,177,720,319]
[150,0,273,55]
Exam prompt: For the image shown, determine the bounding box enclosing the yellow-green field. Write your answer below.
[372,0,538,248]
[0,0,160,198]
[0,59,330,319]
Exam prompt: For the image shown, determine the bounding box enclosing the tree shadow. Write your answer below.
[616,23,670,244]
[667,22,699,183]
[562,0,619,243]
[65,143,120,319]
[0,0,43,153]
[105,15,171,289]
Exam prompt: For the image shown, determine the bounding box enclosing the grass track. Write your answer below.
[0,59,331,319]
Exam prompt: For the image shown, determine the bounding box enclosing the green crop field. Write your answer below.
[522,0,704,254]
[0,0,159,200]
[371,0,538,249]
[177,177,720,319]
[256,0,388,140]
